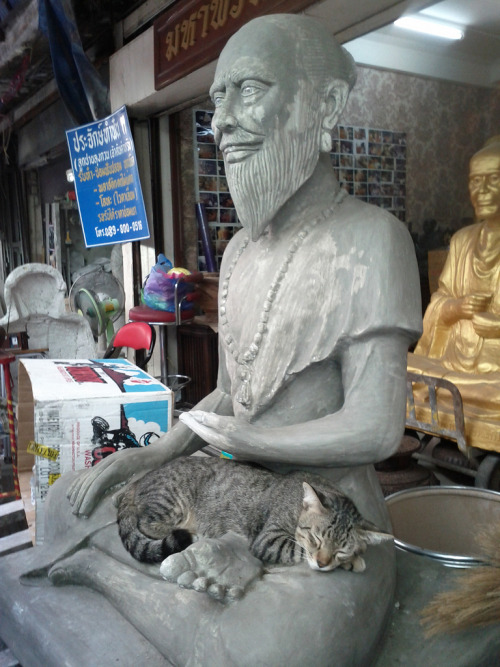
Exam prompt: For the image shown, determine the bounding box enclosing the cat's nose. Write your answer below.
[315,554,331,569]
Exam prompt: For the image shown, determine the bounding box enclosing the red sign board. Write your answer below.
[154,0,318,90]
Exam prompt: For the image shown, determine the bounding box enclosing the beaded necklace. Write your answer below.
[220,188,347,408]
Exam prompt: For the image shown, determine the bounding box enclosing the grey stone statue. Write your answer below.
[13,14,422,666]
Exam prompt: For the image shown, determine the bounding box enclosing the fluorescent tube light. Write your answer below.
[394,16,464,40]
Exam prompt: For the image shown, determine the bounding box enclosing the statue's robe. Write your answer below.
[408,222,500,451]
[222,195,422,422]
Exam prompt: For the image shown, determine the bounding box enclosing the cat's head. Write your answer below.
[295,482,393,573]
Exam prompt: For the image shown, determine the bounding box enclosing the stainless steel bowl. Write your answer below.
[386,486,500,567]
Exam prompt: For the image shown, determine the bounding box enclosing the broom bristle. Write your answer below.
[421,522,500,637]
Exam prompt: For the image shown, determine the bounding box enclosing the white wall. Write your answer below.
[109,26,216,118]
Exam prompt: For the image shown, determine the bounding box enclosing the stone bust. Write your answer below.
[20,14,421,666]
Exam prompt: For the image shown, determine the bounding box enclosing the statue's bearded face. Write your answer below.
[210,47,322,240]
[469,150,500,222]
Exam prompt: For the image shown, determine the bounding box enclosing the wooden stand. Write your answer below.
[177,323,218,405]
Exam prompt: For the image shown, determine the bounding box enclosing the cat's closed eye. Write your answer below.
[297,527,319,546]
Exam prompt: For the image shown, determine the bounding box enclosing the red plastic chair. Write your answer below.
[104,321,156,368]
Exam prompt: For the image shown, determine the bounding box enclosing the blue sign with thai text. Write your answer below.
[66,106,150,247]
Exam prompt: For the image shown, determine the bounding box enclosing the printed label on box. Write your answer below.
[18,358,172,544]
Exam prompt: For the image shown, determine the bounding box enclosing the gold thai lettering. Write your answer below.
[181,12,197,50]
[229,0,244,19]
[164,0,263,62]
[165,23,180,61]
[197,4,210,37]
[210,0,229,30]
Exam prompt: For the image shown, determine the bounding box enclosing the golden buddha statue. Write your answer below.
[408,136,500,452]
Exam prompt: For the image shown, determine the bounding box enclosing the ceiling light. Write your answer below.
[394,16,464,40]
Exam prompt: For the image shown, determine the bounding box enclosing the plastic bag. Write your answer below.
[142,254,195,312]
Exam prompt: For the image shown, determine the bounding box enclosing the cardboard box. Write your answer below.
[17,358,172,543]
[11,351,47,471]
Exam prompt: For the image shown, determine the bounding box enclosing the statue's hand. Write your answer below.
[180,411,260,454]
[459,293,492,318]
[472,312,500,339]
[68,447,160,517]
[441,294,492,325]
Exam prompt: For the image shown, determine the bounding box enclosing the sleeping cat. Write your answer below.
[117,456,392,572]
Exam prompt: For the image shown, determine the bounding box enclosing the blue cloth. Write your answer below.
[39,0,109,124]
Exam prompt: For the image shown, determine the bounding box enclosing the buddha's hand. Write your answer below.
[460,293,492,318]
[472,312,500,339]
[442,293,492,324]
[68,447,159,517]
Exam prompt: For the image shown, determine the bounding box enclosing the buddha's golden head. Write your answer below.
[469,136,500,223]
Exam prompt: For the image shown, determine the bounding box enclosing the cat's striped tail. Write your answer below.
[116,488,192,563]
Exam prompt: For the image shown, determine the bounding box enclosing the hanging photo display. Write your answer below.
[194,109,406,270]
[332,125,406,220]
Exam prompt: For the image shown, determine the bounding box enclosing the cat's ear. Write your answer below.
[302,482,326,513]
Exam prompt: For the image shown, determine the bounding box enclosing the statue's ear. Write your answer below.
[320,80,350,152]
[356,520,394,546]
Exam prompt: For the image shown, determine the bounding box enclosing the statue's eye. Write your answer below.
[241,84,258,96]
[212,93,225,108]
[240,80,268,99]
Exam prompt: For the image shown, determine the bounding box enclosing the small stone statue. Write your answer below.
[18,14,421,666]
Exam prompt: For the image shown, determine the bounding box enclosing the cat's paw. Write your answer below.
[340,555,366,573]
[352,555,366,572]
[159,531,263,602]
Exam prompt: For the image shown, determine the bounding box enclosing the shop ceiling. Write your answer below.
[342,0,500,88]
[0,0,498,131]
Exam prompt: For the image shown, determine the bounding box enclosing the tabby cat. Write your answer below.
[117,456,392,572]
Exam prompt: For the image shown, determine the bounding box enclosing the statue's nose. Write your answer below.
[478,176,491,193]
[214,87,240,127]
[214,110,238,132]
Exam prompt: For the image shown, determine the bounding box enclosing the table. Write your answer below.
[129,301,198,384]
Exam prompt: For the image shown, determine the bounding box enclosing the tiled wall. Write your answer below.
[343,66,500,237]
[178,65,500,270]
[194,113,407,270]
